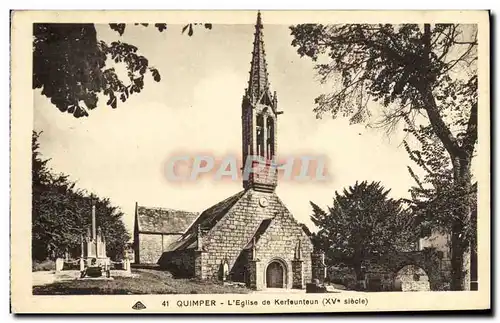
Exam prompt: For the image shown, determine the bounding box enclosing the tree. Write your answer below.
[402,119,477,285]
[310,181,417,282]
[404,121,455,235]
[33,23,212,118]
[32,131,130,261]
[290,23,478,290]
[93,198,130,260]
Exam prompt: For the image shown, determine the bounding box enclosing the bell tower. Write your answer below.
[242,12,282,192]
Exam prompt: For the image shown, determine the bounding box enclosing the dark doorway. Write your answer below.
[266,261,284,288]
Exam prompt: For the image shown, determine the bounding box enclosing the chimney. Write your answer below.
[92,200,96,241]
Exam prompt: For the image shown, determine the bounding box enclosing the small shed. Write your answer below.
[133,202,198,264]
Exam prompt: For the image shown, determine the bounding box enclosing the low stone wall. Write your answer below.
[401,281,430,291]
[364,250,444,291]
[325,249,443,292]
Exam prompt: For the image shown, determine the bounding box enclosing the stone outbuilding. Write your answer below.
[133,203,198,264]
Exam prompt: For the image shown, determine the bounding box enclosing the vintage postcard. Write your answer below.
[10,10,490,313]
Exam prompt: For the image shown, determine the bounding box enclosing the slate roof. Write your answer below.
[300,223,312,236]
[165,232,197,252]
[182,190,246,236]
[166,190,246,251]
[136,205,198,234]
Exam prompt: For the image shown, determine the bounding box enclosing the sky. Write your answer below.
[34,21,430,235]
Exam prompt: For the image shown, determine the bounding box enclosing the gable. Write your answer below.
[273,195,314,237]
[136,205,198,234]
[167,189,312,253]
[204,189,304,250]
[248,210,314,263]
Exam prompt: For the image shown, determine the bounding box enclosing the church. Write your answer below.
[153,13,325,291]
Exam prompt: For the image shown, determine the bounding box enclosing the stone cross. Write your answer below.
[91,199,97,241]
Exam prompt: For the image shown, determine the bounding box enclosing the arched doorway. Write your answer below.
[266,261,285,288]
[394,265,430,292]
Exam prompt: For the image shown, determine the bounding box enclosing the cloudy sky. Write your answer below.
[34,21,433,235]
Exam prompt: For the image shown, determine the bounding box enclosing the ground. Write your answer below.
[32,269,250,295]
[32,269,356,295]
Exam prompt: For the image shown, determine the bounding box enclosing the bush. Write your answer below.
[32,259,55,271]
[327,264,357,289]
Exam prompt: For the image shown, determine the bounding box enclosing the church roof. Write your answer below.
[163,189,314,254]
[182,190,246,235]
[166,190,246,251]
[136,205,198,234]
[165,232,197,251]
[300,223,312,236]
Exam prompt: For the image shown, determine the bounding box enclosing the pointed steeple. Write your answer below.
[247,11,270,104]
[241,11,279,192]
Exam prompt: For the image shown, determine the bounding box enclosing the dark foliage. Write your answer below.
[32,131,130,261]
[290,23,478,290]
[310,181,418,279]
[33,23,211,117]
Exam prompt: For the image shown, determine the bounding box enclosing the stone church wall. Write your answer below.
[200,190,273,281]
[253,214,313,289]
[199,190,313,286]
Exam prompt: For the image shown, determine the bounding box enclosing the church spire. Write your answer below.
[241,11,278,193]
[247,11,270,104]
